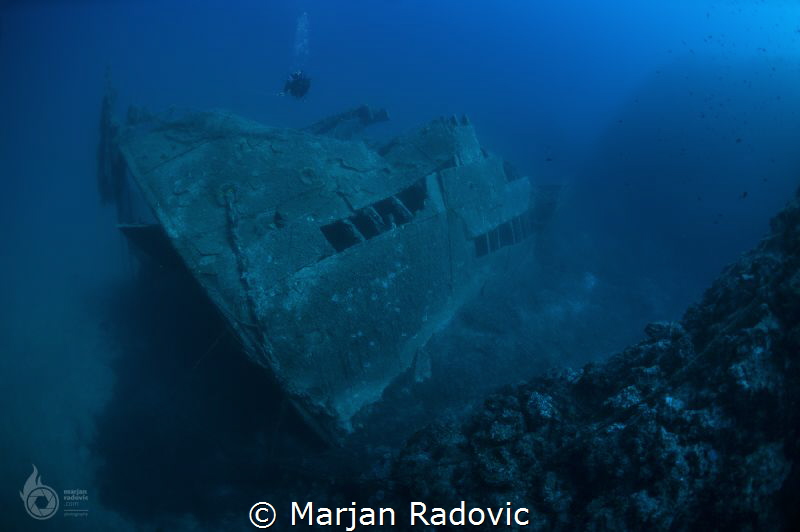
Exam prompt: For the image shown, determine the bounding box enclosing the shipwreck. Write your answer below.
[98,94,559,441]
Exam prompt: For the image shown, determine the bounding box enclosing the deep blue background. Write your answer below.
[1,1,799,529]
[2,0,799,298]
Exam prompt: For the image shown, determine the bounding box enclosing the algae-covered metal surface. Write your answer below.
[109,106,554,440]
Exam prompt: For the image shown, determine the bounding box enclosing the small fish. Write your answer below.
[740,191,748,199]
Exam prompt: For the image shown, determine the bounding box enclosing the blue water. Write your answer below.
[2,1,799,530]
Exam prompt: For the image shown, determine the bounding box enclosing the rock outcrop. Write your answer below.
[389,187,800,530]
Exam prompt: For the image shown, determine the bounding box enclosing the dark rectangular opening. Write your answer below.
[349,208,383,239]
[488,228,500,252]
[396,179,428,214]
[319,178,431,257]
[374,197,412,227]
[474,212,537,258]
[321,220,362,252]
[475,234,489,257]
[498,221,514,247]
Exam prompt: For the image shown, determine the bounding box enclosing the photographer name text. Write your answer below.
[250,501,531,529]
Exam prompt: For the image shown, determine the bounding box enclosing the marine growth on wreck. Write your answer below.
[100,101,559,441]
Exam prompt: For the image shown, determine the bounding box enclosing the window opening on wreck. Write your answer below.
[498,221,514,247]
[320,177,429,254]
[321,220,363,252]
[350,207,383,239]
[475,234,489,257]
[488,228,500,252]
[396,179,427,214]
[474,210,536,258]
[374,197,412,227]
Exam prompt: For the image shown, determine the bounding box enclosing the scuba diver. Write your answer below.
[283,70,311,100]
